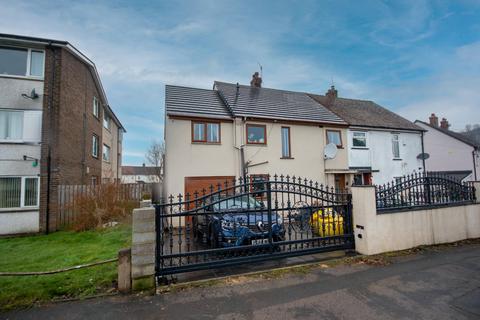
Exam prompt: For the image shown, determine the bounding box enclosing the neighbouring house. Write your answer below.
[309,87,425,185]
[121,165,161,184]
[415,114,479,181]
[164,77,354,198]
[0,33,125,235]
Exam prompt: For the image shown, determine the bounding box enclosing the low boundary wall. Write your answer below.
[352,183,480,255]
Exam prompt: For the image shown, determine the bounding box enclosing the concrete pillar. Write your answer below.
[473,181,480,202]
[131,207,156,292]
[140,200,152,208]
[351,186,377,255]
[118,248,131,293]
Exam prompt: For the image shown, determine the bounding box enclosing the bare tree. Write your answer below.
[145,140,165,181]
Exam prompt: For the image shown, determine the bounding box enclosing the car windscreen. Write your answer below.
[212,195,263,210]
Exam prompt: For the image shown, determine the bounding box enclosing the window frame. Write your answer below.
[246,124,267,145]
[0,109,24,142]
[0,176,40,210]
[281,126,292,158]
[249,174,269,199]
[352,131,367,148]
[326,129,343,148]
[0,46,45,79]
[103,110,111,130]
[191,121,221,144]
[392,134,401,159]
[102,144,111,162]
[93,96,100,118]
[92,134,99,158]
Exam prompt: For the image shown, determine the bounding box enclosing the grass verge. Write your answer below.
[0,224,131,312]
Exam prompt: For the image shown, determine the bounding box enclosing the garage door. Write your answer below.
[184,176,235,200]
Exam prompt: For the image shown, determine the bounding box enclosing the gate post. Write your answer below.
[266,180,273,247]
[131,206,156,292]
[351,186,377,255]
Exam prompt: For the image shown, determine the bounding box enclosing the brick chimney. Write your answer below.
[325,85,338,106]
[250,72,262,88]
[440,118,450,129]
[429,113,439,127]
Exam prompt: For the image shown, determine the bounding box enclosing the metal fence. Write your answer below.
[57,183,153,227]
[155,175,354,277]
[375,172,476,212]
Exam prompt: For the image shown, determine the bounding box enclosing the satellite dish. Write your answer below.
[324,143,338,160]
[417,153,430,160]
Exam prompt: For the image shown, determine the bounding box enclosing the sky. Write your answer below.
[1,0,479,165]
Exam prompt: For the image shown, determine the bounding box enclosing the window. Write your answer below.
[246,124,267,144]
[0,46,44,77]
[0,177,39,209]
[0,110,23,141]
[281,127,291,158]
[191,121,220,143]
[93,97,99,118]
[92,135,99,158]
[326,130,342,147]
[103,144,111,162]
[250,174,269,199]
[352,131,367,148]
[103,111,111,130]
[91,176,98,186]
[392,134,400,158]
[394,177,402,185]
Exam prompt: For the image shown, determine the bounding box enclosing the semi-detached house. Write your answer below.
[164,82,351,198]
[164,80,426,198]
[0,33,125,235]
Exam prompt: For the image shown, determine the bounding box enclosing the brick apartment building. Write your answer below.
[0,33,125,235]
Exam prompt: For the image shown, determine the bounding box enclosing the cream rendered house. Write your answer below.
[164,81,351,198]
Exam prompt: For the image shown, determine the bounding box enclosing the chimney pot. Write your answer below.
[440,118,450,129]
[250,72,262,88]
[429,113,439,127]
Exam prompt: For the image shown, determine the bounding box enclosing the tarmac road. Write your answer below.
[3,243,480,320]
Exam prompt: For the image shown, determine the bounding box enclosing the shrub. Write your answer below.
[67,184,139,231]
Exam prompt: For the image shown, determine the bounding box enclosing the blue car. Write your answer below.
[192,195,285,248]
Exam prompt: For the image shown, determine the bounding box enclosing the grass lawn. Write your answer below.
[0,224,131,312]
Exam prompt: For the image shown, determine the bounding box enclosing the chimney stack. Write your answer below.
[429,113,439,127]
[325,85,338,106]
[250,72,262,88]
[440,118,450,130]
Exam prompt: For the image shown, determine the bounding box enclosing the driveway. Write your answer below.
[3,243,480,320]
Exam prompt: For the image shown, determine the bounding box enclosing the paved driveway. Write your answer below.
[3,243,480,320]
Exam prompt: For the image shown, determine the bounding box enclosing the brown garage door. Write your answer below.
[184,176,235,223]
[184,176,235,200]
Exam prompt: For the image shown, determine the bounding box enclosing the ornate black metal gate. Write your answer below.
[155,175,354,278]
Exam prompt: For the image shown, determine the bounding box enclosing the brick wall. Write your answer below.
[39,46,107,232]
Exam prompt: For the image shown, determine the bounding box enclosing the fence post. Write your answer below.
[266,180,273,247]
[474,181,480,202]
[351,186,377,255]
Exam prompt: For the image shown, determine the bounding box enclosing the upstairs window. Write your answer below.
[326,129,342,147]
[103,144,111,162]
[352,131,367,148]
[246,124,267,145]
[192,121,220,143]
[0,46,44,77]
[392,134,400,158]
[92,134,99,158]
[281,127,291,158]
[93,97,99,118]
[103,111,111,130]
[0,110,23,141]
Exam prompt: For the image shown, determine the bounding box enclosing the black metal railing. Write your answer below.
[155,174,354,277]
[375,172,476,212]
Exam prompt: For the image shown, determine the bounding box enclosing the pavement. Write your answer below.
[3,243,480,320]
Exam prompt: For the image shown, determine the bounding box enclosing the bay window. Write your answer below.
[0,177,39,209]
